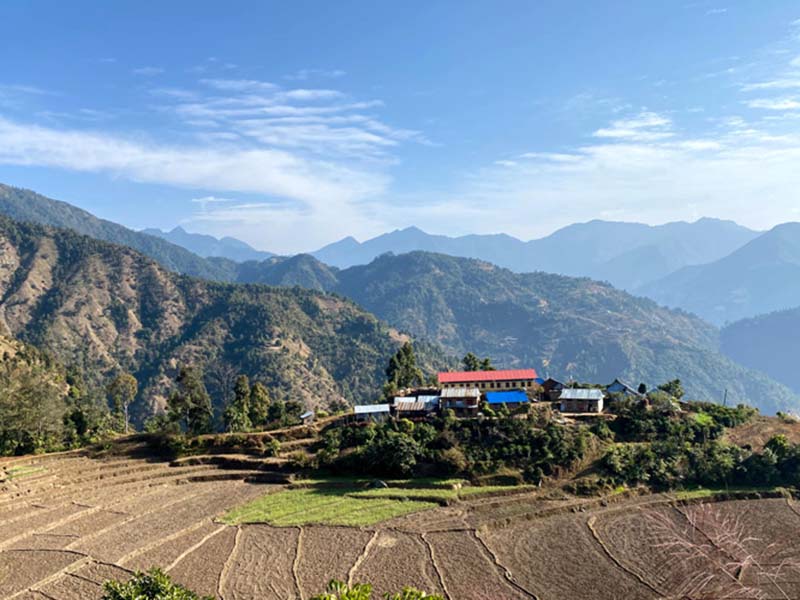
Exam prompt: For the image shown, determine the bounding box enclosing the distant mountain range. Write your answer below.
[642,223,800,325]
[142,226,274,263]
[245,251,800,414]
[311,219,760,291]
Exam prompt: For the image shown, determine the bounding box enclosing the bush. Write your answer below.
[102,568,211,600]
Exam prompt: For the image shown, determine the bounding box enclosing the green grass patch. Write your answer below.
[221,486,437,526]
[673,485,781,500]
[222,479,534,526]
[6,466,46,480]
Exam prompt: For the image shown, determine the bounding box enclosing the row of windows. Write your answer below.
[442,380,534,389]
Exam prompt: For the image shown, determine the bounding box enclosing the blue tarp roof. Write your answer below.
[485,391,529,405]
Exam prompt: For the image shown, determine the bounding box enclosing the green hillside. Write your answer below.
[0,217,442,421]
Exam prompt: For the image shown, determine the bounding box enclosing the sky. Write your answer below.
[1,1,800,253]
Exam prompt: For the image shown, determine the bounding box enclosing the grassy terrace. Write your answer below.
[220,478,535,527]
[4,465,46,480]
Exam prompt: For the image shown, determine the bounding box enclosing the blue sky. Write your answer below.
[1,1,800,252]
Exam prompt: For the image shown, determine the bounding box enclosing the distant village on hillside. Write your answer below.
[350,367,652,424]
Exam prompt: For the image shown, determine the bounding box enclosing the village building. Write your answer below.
[485,390,530,409]
[438,369,539,391]
[392,395,439,420]
[353,404,391,423]
[439,387,481,415]
[607,378,645,398]
[559,388,605,413]
[541,377,566,402]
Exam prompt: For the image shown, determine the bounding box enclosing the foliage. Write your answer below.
[249,381,271,428]
[312,580,444,600]
[384,342,424,397]
[102,568,212,600]
[656,379,685,400]
[462,352,494,371]
[107,372,138,434]
[167,367,213,435]
[223,375,252,432]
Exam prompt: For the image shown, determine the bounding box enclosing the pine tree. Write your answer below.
[385,342,423,393]
[223,375,252,432]
[249,381,271,429]
[168,367,213,435]
[107,373,138,434]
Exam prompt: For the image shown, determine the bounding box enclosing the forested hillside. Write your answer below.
[244,251,799,414]
[0,217,442,421]
[721,308,800,395]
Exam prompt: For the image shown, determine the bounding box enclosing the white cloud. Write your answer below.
[284,69,346,81]
[746,98,800,110]
[742,78,800,91]
[199,78,276,92]
[280,89,344,101]
[593,111,674,141]
[706,8,728,15]
[132,67,164,76]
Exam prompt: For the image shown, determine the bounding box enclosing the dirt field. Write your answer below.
[3,448,800,600]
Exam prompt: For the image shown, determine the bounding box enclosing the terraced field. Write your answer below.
[3,443,800,600]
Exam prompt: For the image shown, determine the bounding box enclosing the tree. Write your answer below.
[657,379,685,400]
[385,342,423,395]
[223,375,252,432]
[249,381,271,428]
[107,373,138,434]
[637,383,647,395]
[462,352,494,371]
[167,367,213,435]
[103,568,212,600]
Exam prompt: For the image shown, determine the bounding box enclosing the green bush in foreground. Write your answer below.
[312,580,444,600]
[103,570,442,600]
[103,569,211,600]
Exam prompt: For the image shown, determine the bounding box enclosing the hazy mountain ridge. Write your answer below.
[642,222,800,324]
[0,183,239,281]
[312,219,759,290]
[0,216,440,420]
[721,307,800,395]
[142,226,274,262]
[245,250,800,414]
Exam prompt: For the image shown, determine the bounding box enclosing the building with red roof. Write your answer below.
[438,368,539,392]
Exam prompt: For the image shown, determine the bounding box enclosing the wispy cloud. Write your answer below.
[133,66,164,76]
[593,112,674,141]
[284,69,346,81]
[745,97,800,110]
[706,8,728,15]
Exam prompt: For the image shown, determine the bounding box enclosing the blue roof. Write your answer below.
[485,390,529,405]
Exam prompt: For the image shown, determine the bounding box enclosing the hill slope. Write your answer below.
[0,217,435,420]
[721,308,800,395]
[642,223,800,324]
[313,219,758,290]
[0,184,237,281]
[142,226,274,262]
[250,251,798,413]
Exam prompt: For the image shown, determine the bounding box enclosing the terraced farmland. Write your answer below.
[3,443,800,600]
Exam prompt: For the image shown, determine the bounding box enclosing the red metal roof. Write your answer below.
[438,369,538,384]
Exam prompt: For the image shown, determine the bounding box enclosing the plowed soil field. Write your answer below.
[3,450,800,599]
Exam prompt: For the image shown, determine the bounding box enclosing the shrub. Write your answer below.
[102,568,211,600]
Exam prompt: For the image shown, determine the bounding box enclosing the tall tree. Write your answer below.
[107,373,138,434]
[462,352,495,371]
[168,367,213,435]
[385,342,423,396]
[249,381,271,429]
[658,379,685,400]
[224,375,252,432]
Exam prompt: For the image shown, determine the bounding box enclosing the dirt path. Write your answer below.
[347,530,378,588]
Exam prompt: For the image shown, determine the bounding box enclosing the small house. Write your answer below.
[559,389,605,413]
[541,378,566,402]
[607,378,644,398]
[485,390,530,409]
[354,404,391,423]
[392,395,439,420]
[439,387,481,415]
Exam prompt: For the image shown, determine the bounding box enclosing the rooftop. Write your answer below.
[438,369,538,384]
[354,404,391,414]
[560,388,605,401]
[485,390,529,405]
[440,387,481,398]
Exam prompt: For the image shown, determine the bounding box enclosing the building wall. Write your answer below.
[442,379,535,390]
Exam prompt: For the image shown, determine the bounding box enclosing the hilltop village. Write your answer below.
[352,367,648,424]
